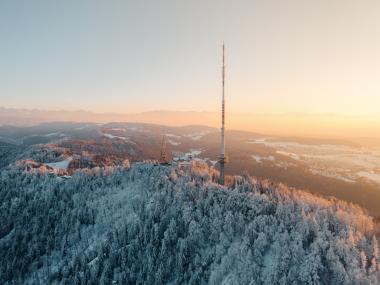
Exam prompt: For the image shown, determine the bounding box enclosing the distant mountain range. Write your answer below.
[2,106,380,139]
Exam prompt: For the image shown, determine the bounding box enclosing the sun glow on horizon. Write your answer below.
[1,1,380,138]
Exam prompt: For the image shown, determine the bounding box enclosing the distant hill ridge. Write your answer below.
[2,106,380,139]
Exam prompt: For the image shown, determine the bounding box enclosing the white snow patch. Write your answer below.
[127,126,139,131]
[185,135,203,141]
[45,132,60,137]
[46,157,72,170]
[250,137,380,185]
[167,139,181,146]
[109,128,126,131]
[103,133,128,140]
[183,131,210,141]
[252,155,275,163]
[250,137,272,143]
[357,171,380,184]
[252,155,263,163]
[166,133,182,139]
[310,169,356,183]
[175,149,204,161]
[188,149,203,157]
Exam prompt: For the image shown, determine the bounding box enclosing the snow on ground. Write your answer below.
[250,137,380,186]
[252,155,262,163]
[276,150,301,161]
[188,149,203,157]
[251,155,275,163]
[250,138,380,169]
[172,149,204,162]
[109,128,126,131]
[45,132,60,137]
[250,137,272,143]
[184,135,203,141]
[167,139,180,146]
[357,171,380,184]
[165,133,182,139]
[310,169,356,183]
[46,157,73,170]
[183,131,210,141]
[249,138,348,153]
[127,126,139,131]
[103,133,128,140]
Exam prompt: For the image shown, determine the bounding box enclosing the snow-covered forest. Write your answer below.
[0,161,379,284]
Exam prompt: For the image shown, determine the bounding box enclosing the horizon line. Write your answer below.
[1,106,379,118]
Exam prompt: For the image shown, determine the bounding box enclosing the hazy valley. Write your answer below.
[1,122,380,217]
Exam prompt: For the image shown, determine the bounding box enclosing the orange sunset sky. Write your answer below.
[1,0,379,138]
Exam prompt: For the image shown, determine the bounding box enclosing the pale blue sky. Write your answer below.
[1,0,379,115]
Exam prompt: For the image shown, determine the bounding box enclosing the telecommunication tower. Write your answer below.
[219,44,227,185]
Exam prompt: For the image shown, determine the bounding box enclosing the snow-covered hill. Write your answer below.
[0,161,379,284]
[2,122,380,217]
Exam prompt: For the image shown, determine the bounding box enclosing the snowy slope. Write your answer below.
[0,162,379,284]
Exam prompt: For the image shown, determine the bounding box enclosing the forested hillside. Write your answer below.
[0,162,379,284]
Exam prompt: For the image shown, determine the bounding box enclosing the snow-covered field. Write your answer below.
[275,150,301,161]
[251,155,275,163]
[46,157,72,170]
[166,131,210,141]
[165,133,181,139]
[167,139,180,146]
[103,133,128,140]
[357,171,380,184]
[250,138,380,186]
[183,131,210,141]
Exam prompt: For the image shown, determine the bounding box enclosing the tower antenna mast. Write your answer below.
[219,43,227,185]
[159,135,169,165]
